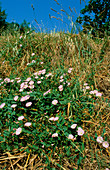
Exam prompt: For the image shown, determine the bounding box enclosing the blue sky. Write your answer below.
[0,0,89,33]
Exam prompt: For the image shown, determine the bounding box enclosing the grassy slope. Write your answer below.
[0,31,110,169]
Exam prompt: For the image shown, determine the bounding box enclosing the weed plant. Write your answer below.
[0,29,110,169]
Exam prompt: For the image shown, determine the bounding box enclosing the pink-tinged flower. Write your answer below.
[46,73,52,77]
[96,92,102,97]
[18,116,24,121]
[35,76,38,79]
[43,89,51,96]
[68,68,73,73]
[93,90,98,94]
[0,103,5,108]
[20,82,25,89]
[49,117,55,121]
[52,133,58,137]
[40,62,43,64]
[11,104,17,108]
[49,117,59,121]
[77,127,84,136]
[26,102,32,107]
[52,100,58,105]
[105,168,109,170]
[69,68,73,71]
[96,136,103,143]
[84,83,88,86]
[14,96,18,101]
[20,36,22,39]
[37,81,41,84]
[16,127,22,135]
[17,79,21,83]
[24,122,31,127]
[54,117,59,121]
[71,124,77,129]
[41,76,44,79]
[68,134,74,139]
[10,79,14,83]
[67,82,70,86]
[58,85,63,91]
[31,53,35,56]
[85,86,90,89]
[89,90,95,94]
[15,77,20,80]
[12,133,15,136]
[29,80,34,85]
[20,44,22,47]
[25,77,31,82]
[20,95,30,102]
[33,72,38,76]
[41,69,46,75]
[0,81,4,85]
[29,85,34,89]
[4,78,10,83]
[59,79,64,82]
[60,75,63,79]
[20,96,25,102]
[32,60,36,63]
[38,70,42,75]
[24,84,28,89]
[102,141,109,148]
[68,70,72,73]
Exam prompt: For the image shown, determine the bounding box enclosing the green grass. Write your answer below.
[0,30,110,170]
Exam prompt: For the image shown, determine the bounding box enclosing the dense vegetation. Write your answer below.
[0,1,110,169]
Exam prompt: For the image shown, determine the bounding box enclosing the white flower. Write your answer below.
[52,100,58,105]
[54,117,59,121]
[14,96,18,101]
[59,79,64,82]
[18,116,24,120]
[31,53,35,56]
[37,81,41,84]
[24,122,32,127]
[58,85,63,91]
[96,92,102,97]
[68,134,74,139]
[77,127,84,136]
[49,117,55,121]
[17,79,21,83]
[0,103,5,108]
[16,127,22,135]
[96,136,103,143]
[19,36,22,39]
[31,60,36,63]
[52,133,58,137]
[102,141,109,148]
[29,80,34,85]
[85,86,90,89]
[11,104,17,108]
[25,102,32,107]
[84,83,88,86]
[25,77,31,82]
[71,124,77,129]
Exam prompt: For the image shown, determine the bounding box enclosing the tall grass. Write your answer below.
[0,25,110,169]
